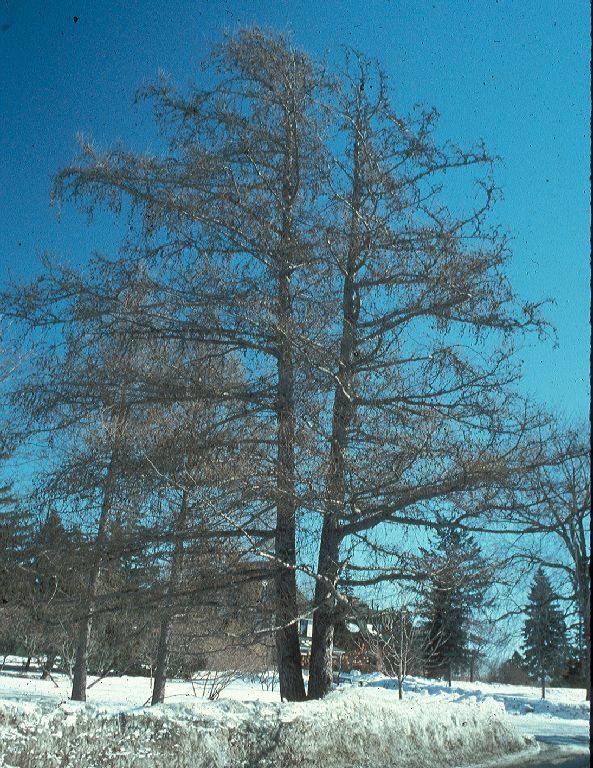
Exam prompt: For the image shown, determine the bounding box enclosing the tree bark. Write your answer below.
[307,521,342,699]
[151,488,190,706]
[274,263,306,702]
[41,653,56,680]
[151,616,172,705]
[308,90,363,699]
[574,552,590,701]
[71,452,117,702]
[273,103,306,703]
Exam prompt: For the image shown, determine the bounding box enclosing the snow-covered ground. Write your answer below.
[0,660,588,767]
[357,673,590,759]
[361,674,590,748]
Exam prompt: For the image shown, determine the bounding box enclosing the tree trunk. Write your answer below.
[541,663,545,700]
[71,452,117,702]
[584,616,590,702]
[22,656,31,672]
[151,488,190,706]
[447,663,452,687]
[272,269,303,700]
[41,653,56,680]
[469,654,475,683]
[151,616,172,705]
[71,616,92,701]
[308,95,363,699]
[575,555,590,701]
[399,617,405,698]
[273,104,306,703]
[274,258,305,702]
[274,274,306,701]
[274,461,305,704]
[308,520,342,699]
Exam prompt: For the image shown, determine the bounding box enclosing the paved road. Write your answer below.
[536,755,589,768]
[502,734,589,768]
[504,748,589,767]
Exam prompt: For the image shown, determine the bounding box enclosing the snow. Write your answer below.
[357,674,590,758]
[0,662,588,767]
[0,687,533,768]
[359,674,590,759]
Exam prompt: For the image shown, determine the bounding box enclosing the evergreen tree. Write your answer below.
[417,521,493,686]
[29,510,86,678]
[0,438,34,656]
[522,568,568,699]
[496,651,530,685]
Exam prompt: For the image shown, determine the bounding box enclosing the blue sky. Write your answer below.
[0,0,590,418]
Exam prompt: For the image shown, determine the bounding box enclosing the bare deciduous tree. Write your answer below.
[50,29,334,702]
[2,29,562,704]
[505,427,590,699]
[360,605,428,699]
[307,52,548,698]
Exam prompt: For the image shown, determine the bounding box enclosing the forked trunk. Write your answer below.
[308,96,363,699]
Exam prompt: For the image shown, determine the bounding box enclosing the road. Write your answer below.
[502,732,590,768]
[504,748,589,767]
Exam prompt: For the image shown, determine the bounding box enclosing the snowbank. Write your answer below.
[0,687,535,768]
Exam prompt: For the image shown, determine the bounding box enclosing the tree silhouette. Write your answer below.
[522,568,568,699]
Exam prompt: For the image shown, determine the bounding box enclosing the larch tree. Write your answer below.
[51,29,331,702]
[144,354,257,706]
[0,436,32,658]
[0,328,21,600]
[4,258,177,700]
[38,30,551,701]
[306,53,548,698]
[28,509,84,680]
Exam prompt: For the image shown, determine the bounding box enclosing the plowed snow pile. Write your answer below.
[0,687,535,768]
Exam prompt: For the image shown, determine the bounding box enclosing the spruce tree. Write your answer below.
[417,521,493,686]
[522,568,567,699]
